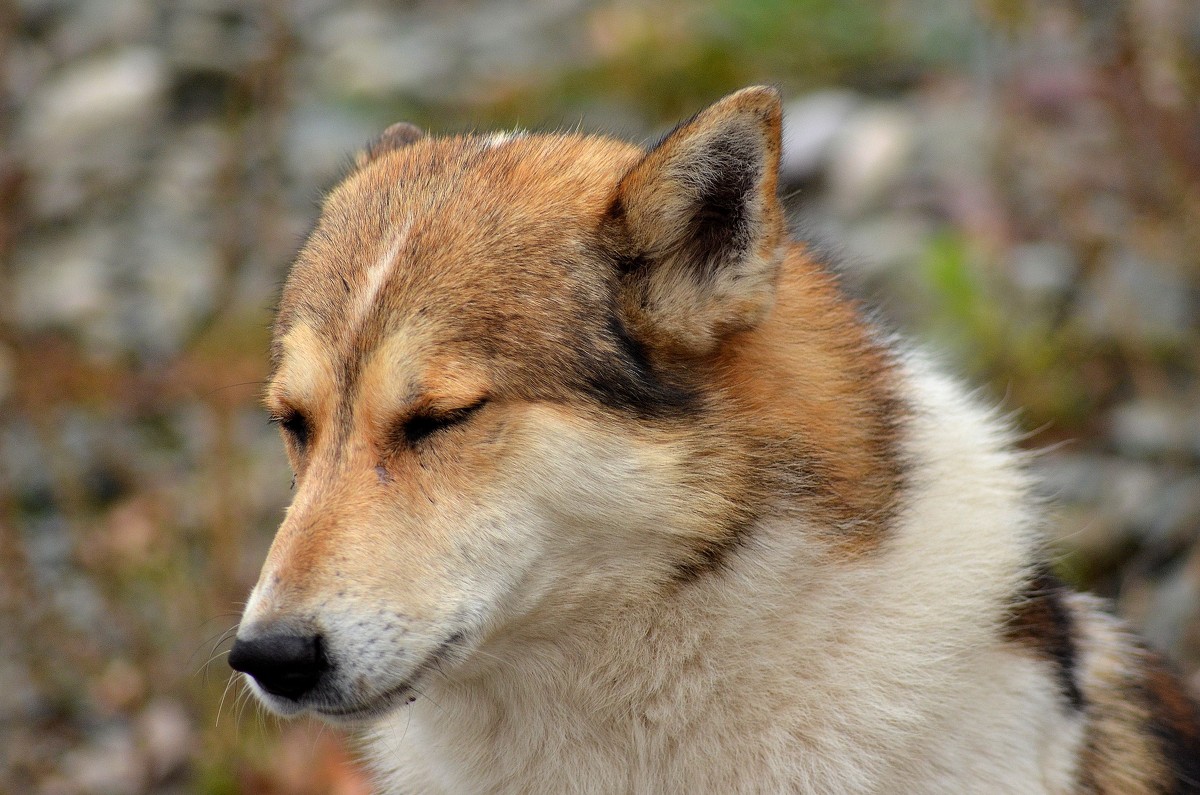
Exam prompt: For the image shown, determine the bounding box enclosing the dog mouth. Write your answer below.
[309,632,465,723]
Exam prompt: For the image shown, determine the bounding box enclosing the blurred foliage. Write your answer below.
[449,0,955,128]
[919,232,1092,429]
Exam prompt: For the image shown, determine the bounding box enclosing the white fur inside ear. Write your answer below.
[630,245,781,353]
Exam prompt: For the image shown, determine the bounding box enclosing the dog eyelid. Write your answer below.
[269,408,313,448]
[401,398,488,447]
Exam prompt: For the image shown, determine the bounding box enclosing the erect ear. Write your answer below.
[354,121,425,168]
[607,86,785,356]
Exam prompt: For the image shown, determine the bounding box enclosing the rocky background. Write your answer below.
[1,0,1198,792]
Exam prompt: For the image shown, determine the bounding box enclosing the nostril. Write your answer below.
[229,631,329,701]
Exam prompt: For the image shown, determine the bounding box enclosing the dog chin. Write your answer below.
[310,630,467,724]
[311,691,418,725]
[247,680,416,725]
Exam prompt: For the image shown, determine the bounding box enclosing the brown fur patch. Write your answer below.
[1004,568,1084,711]
[1138,651,1200,793]
[276,133,644,388]
[1067,594,1200,794]
[712,246,908,557]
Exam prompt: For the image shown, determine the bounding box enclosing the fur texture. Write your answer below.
[232,87,1200,793]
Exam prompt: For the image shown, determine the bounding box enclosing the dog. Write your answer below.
[229,87,1200,793]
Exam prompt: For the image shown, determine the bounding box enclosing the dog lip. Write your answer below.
[312,631,465,721]
[253,689,306,716]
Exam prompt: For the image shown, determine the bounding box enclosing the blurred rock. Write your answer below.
[137,699,193,782]
[7,38,56,102]
[1133,561,1200,662]
[91,658,146,714]
[1080,250,1194,344]
[1039,447,1200,612]
[311,0,593,104]
[113,124,226,355]
[54,0,154,59]
[22,515,75,587]
[0,421,52,509]
[839,211,932,281]
[285,102,379,189]
[1109,398,1200,461]
[163,0,267,77]
[827,104,915,217]
[912,82,995,182]
[123,238,220,356]
[60,726,144,795]
[1037,453,1164,554]
[53,575,114,639]
[12,224,115,337]
[0,658,42,719]
[146,124,224,219]
[311,9,461,99]
[0,343,14,405]
[780,89,860,183]
[1007,241,1078,305]
[19,47,167,219]
[235,406,293,516]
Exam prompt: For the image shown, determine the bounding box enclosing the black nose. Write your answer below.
[229,631,329,700]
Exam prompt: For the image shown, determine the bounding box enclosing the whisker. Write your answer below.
[398,705,413,748]
[195,633,240,684]
[236,688,257,739]
[215,672,239,728]
[188,624,240,674]
[410,686,442,711]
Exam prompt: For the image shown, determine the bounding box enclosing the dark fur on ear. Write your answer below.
[355,122,425,168]
[605,86,785,357]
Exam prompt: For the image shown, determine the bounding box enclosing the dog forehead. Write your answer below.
[276,133,641,349]
[268,133,657,408]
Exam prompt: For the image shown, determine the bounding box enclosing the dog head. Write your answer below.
[230,87,786,721]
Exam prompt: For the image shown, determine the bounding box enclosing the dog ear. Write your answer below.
[355,122,425,168]
[608,86,785,356]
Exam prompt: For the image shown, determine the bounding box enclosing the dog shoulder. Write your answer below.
[895,352,1200,792]
[1004,571,1200,793]
[1065,592,1200,793]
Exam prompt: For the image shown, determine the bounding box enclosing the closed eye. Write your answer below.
[402,399,487,446]
[269,409,312,449]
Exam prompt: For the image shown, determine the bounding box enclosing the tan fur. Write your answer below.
[715,253,904,552]
[233,87,1200,793]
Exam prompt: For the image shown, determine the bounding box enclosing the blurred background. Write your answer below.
[1,0,1198,792]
